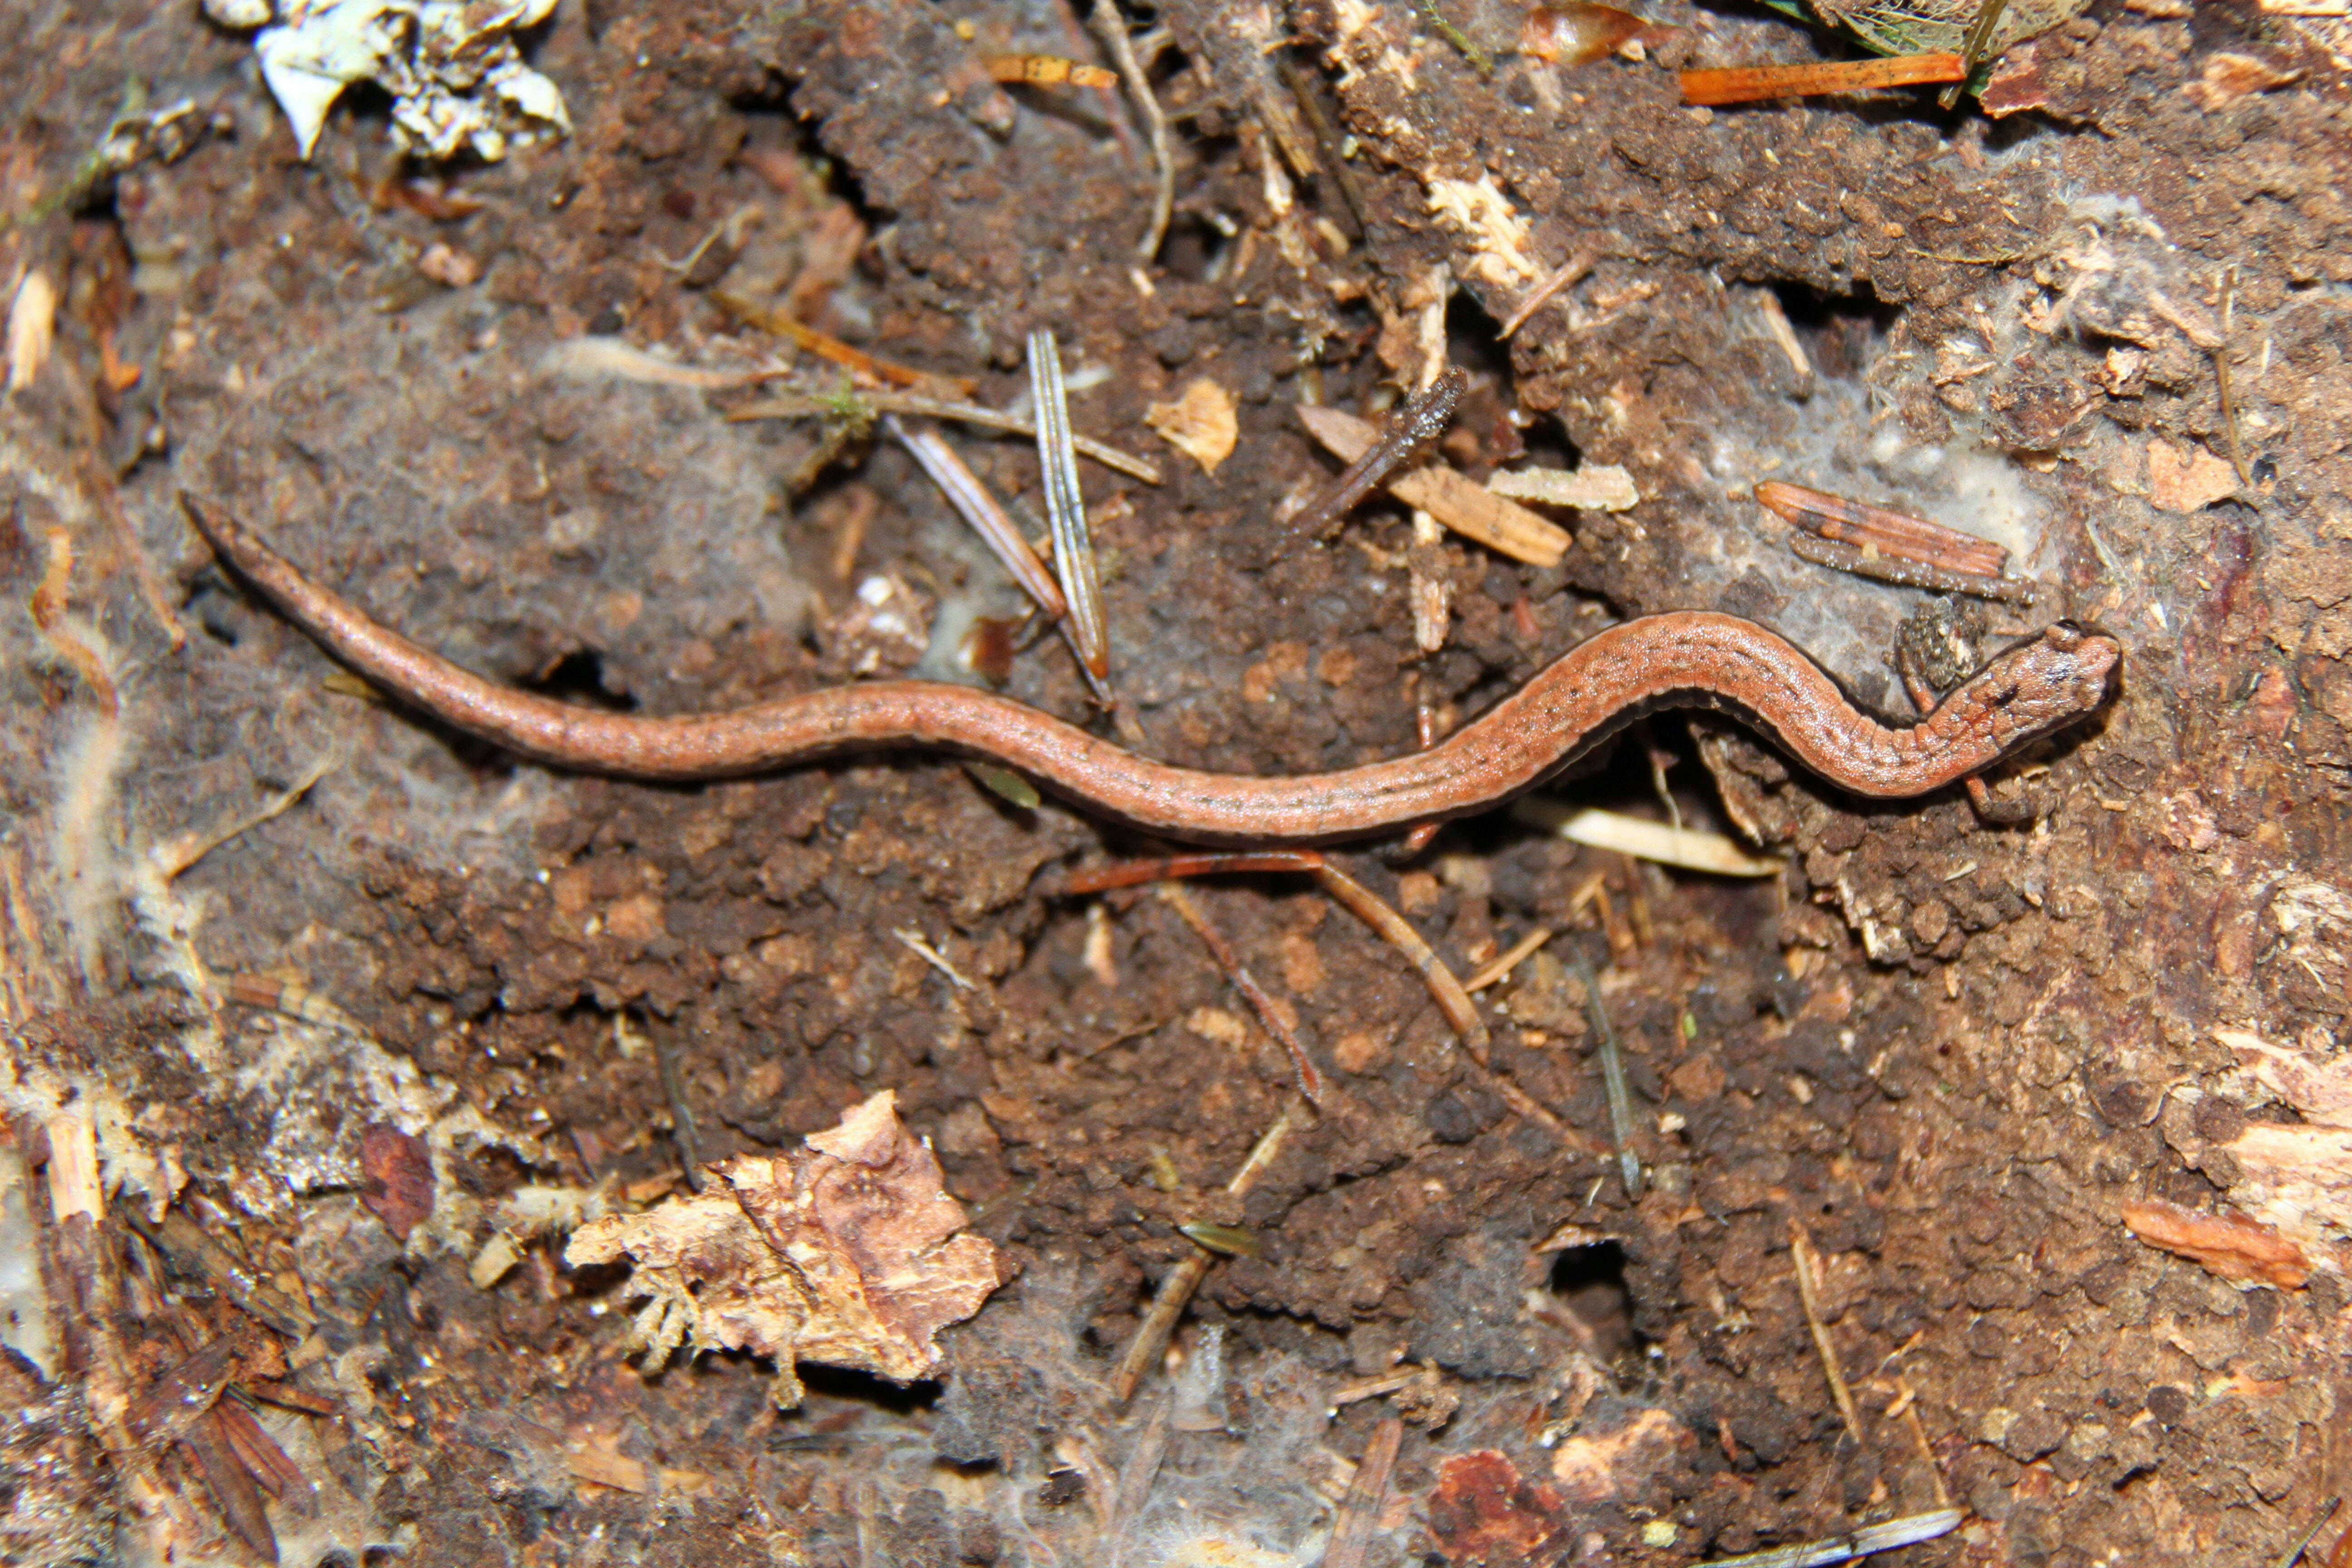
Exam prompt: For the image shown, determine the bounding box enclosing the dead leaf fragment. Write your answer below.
[2146,439,2239,513]
[566,1091,1000,1406]
[1145,378,1239,474]
[2121,1198,2311,1289]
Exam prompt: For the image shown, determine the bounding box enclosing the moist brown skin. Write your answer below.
[184,497,2122,847]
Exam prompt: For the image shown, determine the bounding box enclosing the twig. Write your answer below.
[2215,266,2253,490]
[1941,0,2011,108]
[1156,882,1322,1103]
[1289,369,1466,544]
[1500,252,1595,340]
[1323,1416,1405,1568]
[1112,1102,1301,1401]
[639,1018,705,1191]
[1089,2,1174,260]
[1754,480,2009,578]
[1464,928,1553,992]
[1788,533,2036,606]
[711,290,966,392]
[1697,1508,1962,1568]
[731,389,1161,482]
[1305,858,1487,1061]
[1274,57,1369,241]
[892,926,977,991]
[1512,801,1784,877]
[1029,329,1115,704]
[1790,1220,1864,1446]
[1572,954,1642,1200]
[1296,402,1568,567]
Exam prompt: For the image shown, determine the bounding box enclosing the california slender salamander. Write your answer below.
[183,496,2120,847]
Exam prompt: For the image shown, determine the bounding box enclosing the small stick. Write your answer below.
[732,390,1161,482]
[1112,1101,1300,1401]
[892,926,977,991]
[1296,402,1569,566]
[1289,369,1467,544]
[886,417,1068,617]
[224,972,368,1036]
[1754,480,2009,578]
[1681,54,1966,106]
[1464,927,1553,992]
[711,290,966,392]
[1156,882,1323,1103]
[1274,57,1370,241]
[2215,266,2253,490]
[1500,250,1597,340]
[1063,851,1489,1068]
[1572,954,1642,1200]
[645,1020,705,1191]
[1900,1391,1954,1509]
[1029,330,1115,704]
[1789,533,2037,606]
[1323,1416,1405,1568]
[1087,4,1175,260]
[1790,1220,1864,1446]
[1940,0,2011,108]
[1304,857,1488,1062]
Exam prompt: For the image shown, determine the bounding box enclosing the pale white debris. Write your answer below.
[204,0,572,162]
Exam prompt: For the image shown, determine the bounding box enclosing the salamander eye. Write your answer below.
[2047,622,2084,652]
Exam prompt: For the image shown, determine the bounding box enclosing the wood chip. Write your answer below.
[1488,464,1640,512]
[1297,404,1569,566]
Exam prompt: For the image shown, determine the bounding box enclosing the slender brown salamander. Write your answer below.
[183,496,2120,847]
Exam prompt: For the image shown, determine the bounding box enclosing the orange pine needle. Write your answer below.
[1680,53,1965,105]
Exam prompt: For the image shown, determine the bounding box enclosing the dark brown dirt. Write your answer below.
[5,0,2351,1563]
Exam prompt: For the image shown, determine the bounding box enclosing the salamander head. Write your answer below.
[1951,620,2122,750]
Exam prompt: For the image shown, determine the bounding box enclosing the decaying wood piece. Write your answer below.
[567,1091,1001,1406]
